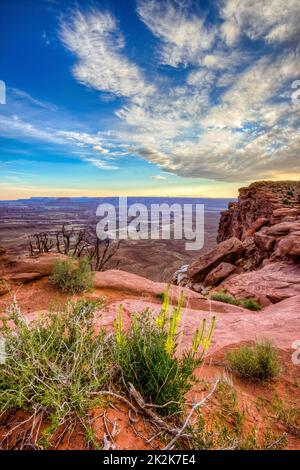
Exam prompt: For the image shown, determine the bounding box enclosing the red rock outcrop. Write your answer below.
[0,252,66,288]
[174,181,300,299]
[217,181,300,243]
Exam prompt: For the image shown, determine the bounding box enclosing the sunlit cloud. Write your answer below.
[136,0,216,67]
[60,9,154,99]
[1,0,299,193]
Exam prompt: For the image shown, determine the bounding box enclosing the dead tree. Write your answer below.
[28,225,121,272]
[28,232,54,255]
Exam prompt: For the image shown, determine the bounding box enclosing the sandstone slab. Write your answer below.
[4,272,44,283]
[94,296,300,355]
[187,237,243,282]
[221,261,300,305]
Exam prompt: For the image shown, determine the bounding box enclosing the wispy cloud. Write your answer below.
[83,157,119,170]
[60,9,154,99]
[2,1,299,185]
[221,0,300,45]
[116,0,300,181]
[11,88,58,111]
[137,0,216,67]
[0,114,119,172]
[151,174,167,180]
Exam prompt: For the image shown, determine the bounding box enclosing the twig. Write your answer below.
[265,432,288,450]
[88,390,138,413]
[163,379,220,450]
[128,383,185,437]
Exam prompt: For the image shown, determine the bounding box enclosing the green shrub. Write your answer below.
[227,341,280,381]
[241,298,262,311]
[113,290,215,415]
[156,291,165,302]
[51,256,94,294]
[282,198,290,205]
[272,397,300,436]
[0,298,108,447]
[210,291,240,306]
[191,409,286,450]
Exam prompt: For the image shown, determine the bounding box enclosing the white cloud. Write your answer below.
[221,0,300,45]
[0,114,119,172]
[57,130,104,147]
[11,88,58,111]
[151,174,167,180]
[114,47,300,182]
[60,10,154,98]
[93,145,109,154]
[83,157,119,170]
[0,114,65,145]
[137,0,216,67]
[3,3,300,185]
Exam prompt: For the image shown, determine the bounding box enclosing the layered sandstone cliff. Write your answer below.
[217,180,300,242]
[173,180,300,305]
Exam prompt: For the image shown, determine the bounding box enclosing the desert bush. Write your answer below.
[210,291,240,306]
[156,291,165,302]
[113,290,215,415]
[191,409,286,450]
[211,292,262,311]
[0,297,108,447]
[51,256,93,294]
[227,341,280,381]
[272,398,300,436]
[190,377,286,450]
[241,298,262,311]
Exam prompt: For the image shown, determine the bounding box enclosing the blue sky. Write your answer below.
[0,0,299,199]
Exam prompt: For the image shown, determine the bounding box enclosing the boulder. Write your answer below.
[221,261,300,305]
[3,253,65,277]
[265,221,300,237]
[242,217,269,239]
[276,231,300,258]
[204,262,236,287]
[253,229,276,251]
[187,237,244,282]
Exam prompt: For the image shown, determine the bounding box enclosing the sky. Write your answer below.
[0,0,299,200]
